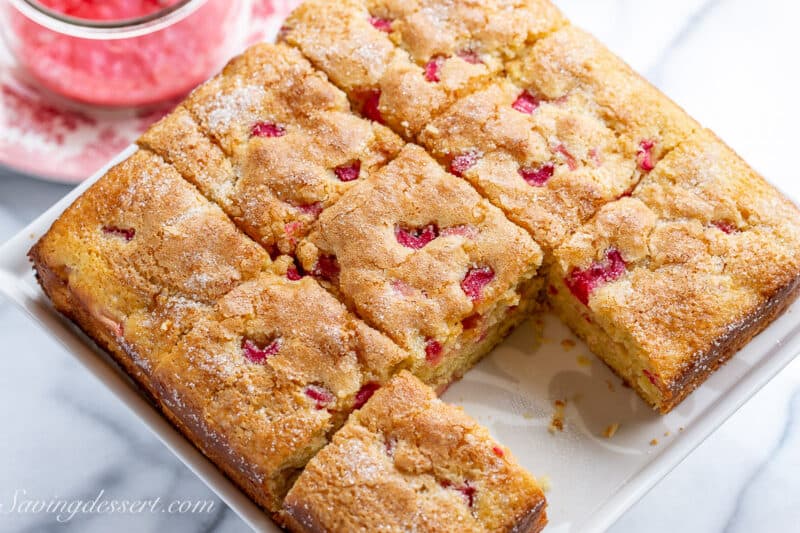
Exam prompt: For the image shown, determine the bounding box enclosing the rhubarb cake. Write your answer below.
[139,43,404,256]
[297,145,543,391]
[28,150,272,397]
[506,26,699,174]
[549,129,800,412]
[420,79,637,254]
[153,272,411,512]
[283,371,547,533]
[281,0,566,138]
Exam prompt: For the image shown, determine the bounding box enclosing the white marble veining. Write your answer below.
[1,0,799,531]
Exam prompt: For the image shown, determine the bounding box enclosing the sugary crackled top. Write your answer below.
[153,273,410,509]
[507,25,699,171]
[281,0,565,138]
[555,129,800,384]
[296,144,543,356]
[283,371,545,533]
[140,44,404,256]
[31,149,270,369]
[421,79,637,252]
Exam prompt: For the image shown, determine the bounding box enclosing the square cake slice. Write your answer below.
[139,43,404,256]
[297,144,543,390]
[282,371,548,533]
[507,26,699,172]
[281,0,565,138]
[549,129,800,412]
[153,273,411,512]
[420,79,638,254]
[28,150,271,397]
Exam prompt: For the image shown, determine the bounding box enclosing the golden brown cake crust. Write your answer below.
[140,43,404,256]
[283,371,547,533]
[420,79,638,253]
[297,144,542,385]
[282,0,566,138]
[153,273,410,512]
[507,26,699,168]
[28,149,271,385]
[552,130,800,411]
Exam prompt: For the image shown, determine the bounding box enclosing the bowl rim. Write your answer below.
[8,0,212,39]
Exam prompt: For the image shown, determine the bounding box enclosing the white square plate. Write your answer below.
[2,146,799,532]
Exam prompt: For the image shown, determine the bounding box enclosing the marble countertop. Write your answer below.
[1,0,798,531]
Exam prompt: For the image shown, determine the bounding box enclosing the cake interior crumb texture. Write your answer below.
[26,0,800,528]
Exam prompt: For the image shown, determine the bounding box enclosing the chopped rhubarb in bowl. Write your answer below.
[2,0,251,107]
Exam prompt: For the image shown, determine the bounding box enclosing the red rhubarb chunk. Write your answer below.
[461,314,481,330]
[564,249,627,306]
[361,89,384,124]
[425,338,443,365]
[353,382,380,409]
[492,446,504,458]
[458,482,477,507]
[519,163,555,186]
[511,91,540,114]
[102,226,135,241]
[304,385,335,410]
[395,224,439,249]
[241,337,281,364]
[391,279,415,297]
[298,202,323,218]
[449,150,480,177]
[369,16,393,33]
[251,121,286,138]
[457,49,482,65]
[285,220,303,238]
[334,160,361,182]
[286,263,303,281]
[461,266,495,302]
[441,480,476,507]
[554,144,578,171]
[313,255,340,280]
[643,369,658,386]
[440,224,478,239]
[712,220,738,234]
[424,56,445,82]
[637,139,656,171]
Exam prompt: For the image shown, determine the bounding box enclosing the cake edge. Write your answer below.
[27,242,288,517]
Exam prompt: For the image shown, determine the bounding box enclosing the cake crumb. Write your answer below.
[650,438,658,446]
[561,338,576,351]
[603,423,620,439]
[548,400,566,434]
[576,354,592,367]
[664,431,670,437]
[679,427,685,432]
[523,412,535,420]
[605,379,616,392]
[538,475,552,493]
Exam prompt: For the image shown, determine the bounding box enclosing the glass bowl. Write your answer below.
[0,0,252,108]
